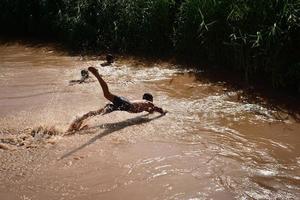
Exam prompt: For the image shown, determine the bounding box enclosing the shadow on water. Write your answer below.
[60,114,164,159]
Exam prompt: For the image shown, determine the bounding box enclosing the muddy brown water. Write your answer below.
[0,43,299,200]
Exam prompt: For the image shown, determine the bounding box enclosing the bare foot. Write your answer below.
[67,118,84,133]
[88,67,99,76]
[79,125,89,131]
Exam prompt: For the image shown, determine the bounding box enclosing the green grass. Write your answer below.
[0,0,299,93]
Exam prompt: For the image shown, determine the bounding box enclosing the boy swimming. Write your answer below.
[88,67,166,114]
[68,67,166,132]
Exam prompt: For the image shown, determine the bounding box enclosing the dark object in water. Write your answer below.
[80,69,89,82]
[143,93,153,102]
[69,69,91,85]
[101,54,114,66]
[106,54,114,64]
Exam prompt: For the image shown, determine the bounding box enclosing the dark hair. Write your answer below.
[81,69,89,78]
[106,54,114,64]
[143,93,153,102]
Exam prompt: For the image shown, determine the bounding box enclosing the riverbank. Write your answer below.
[1,0,299,94]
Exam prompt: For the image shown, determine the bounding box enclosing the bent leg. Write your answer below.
[88,67,115,102]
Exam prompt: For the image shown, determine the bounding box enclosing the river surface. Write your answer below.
[0,43,299,200]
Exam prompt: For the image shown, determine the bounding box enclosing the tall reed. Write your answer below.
[0,0,299,92]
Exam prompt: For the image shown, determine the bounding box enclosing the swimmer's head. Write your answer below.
[106,54,114,64]
[143,93,153,102]
[81,69,89,78]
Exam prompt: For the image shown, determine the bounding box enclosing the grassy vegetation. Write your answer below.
[0,0,299,93]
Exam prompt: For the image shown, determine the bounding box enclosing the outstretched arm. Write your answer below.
[150,105,167,115]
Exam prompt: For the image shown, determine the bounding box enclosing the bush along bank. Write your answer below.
[0,0,299,93]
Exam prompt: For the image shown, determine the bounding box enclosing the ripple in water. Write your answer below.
[0,126,63,150]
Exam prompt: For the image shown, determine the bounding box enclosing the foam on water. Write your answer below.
[0,126,63,150]
[0,43,299,199]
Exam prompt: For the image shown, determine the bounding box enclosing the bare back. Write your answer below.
[129,100,165,114]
